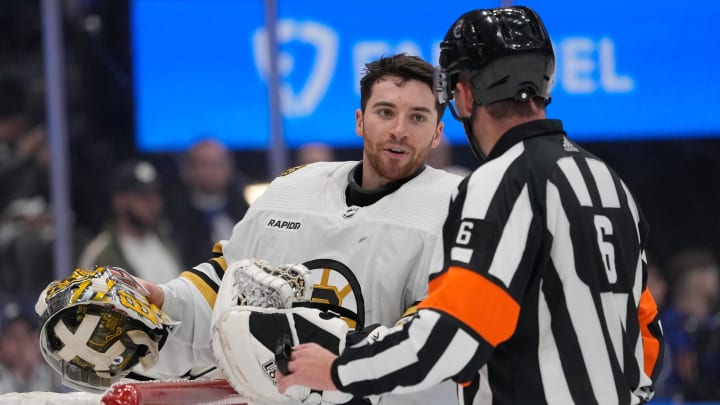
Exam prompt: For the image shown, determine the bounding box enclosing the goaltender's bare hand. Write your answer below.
[276,343,339,393]
[135,277,165,308]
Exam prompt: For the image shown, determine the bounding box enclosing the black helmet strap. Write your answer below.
[447,101,486,163]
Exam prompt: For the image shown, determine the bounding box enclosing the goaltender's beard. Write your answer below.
[362,130,434,185]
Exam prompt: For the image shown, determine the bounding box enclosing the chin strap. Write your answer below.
[447,102,486,163]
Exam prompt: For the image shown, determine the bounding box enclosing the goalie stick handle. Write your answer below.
[101,379,248,405]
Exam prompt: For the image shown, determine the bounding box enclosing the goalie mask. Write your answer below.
[35,266,178,393]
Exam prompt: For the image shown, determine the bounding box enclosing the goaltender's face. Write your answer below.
[356,76,443,189]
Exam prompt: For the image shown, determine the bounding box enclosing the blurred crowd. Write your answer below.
[649,249,720,402]
[0,300,64,393]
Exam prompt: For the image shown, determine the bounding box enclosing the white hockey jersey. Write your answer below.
[153,161,462,404]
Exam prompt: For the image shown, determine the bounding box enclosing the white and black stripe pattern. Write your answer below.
[333,309,479,395]
[331,120,662,405]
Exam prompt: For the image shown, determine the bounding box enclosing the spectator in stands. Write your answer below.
[78,159,182,284]
[165,138,249,266]
[647,255,669,312]
[0,301,63,393]
[646,255,674,400]
[0,74,56,299]
[294,142,336,165]
[660,248,720,401]
[0,196,54,298]
[0,75,48,214]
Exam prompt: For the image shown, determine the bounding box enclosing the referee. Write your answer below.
[277,6,664,404]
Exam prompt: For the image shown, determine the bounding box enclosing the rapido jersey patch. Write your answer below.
[266,218,302,231]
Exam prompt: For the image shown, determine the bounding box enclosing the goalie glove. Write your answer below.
[212,259,370,403]
[212,305,355,404]
[35,266,178,393]
[211,258,313,329]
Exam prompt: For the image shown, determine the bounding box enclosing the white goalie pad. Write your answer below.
[211,305,354,405]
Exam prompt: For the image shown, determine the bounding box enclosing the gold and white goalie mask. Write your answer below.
[35,266,178,393]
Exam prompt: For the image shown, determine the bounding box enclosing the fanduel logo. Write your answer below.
[266,219,302,231]
[252,20,338,117]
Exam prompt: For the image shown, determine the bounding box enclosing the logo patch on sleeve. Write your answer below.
[266,219,302,231]
[280,164,307,176]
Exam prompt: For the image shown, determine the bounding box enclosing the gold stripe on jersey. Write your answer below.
[211,242,223,257]
[401,305,418,318]
[210,256,228,272]
[394,304,420,327]
[180,270,217,308]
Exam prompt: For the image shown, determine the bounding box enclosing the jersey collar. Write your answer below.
[345,162,425,207]
[487,119,565,161]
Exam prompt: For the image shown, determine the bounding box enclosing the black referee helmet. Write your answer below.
[435,6,555,107]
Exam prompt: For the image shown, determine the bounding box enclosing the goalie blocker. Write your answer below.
[211,259,381,404]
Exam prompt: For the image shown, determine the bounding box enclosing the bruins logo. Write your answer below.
[301,259,365,330]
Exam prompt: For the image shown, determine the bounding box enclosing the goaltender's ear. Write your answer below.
[431,122,444,149]
[355,109,364,138]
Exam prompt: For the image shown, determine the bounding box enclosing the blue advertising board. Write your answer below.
[131,0,720,151]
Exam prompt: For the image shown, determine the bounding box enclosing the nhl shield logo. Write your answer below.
[342,206,360,219]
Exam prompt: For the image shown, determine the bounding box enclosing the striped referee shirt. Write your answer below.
[330,119,664,404]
